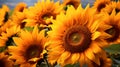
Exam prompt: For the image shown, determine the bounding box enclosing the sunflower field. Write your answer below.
[0,0,120,67]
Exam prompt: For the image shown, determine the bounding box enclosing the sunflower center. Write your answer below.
[42,12,55,20]
[66,1,78,9]
[0,60,5,67]
[19,7,24,12]
[115,8,120,14]
[42,14,51,20]
[69,32,83,45]
[41,13,56,25]
[97,3,106,12]
[105,26,119,42]
[66,2,74,6]
[63,25,91,53]
[25,45,43,60]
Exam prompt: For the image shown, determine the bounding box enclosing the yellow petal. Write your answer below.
[13,37,23,46]
[90,41,102,54]
[79,53,85,67]
[90,20,100,33]
[71,53,80,64]
[85,48,100,65]
[92,31,101,40]
[57,51,71,64]
[32,25,39,39]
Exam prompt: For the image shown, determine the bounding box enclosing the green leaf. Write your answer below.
[9,9,14,16]
[23,26,34,32]
[64,63,81,67]
[104,44,120,54]
[0,46,6,53]
[64,64,74,67]
[38,63,48,67]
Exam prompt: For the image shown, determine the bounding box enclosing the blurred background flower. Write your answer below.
[0,0,95,9]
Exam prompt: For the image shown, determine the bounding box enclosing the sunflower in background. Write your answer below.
[0,20,13,34]
[13,2,27,12]
[62,0,80,9]
[98,9,120,45]
[0,52,14,67]
[92,0,111,13]
[0,5,13,34]
[102,1,120,14]
[10,2,27,28]
[87,51,112,67]
[24,0,63,27]
[0,5,10,26]
[0,26,20,49]
[8,26,46,67]
[46,5,111,67]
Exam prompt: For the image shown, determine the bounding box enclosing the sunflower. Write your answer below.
[0,5,10,26]
[0,5,13,34]
[0,52,14,67]
[98,9,120,45]
[11,12,26,28]
[102,1,120,14]
[0,19,13,34]
[87,51,112,67]
[24,0,63,26]
[92,0,111,13]
[10,2,27,28]
[8,26,46,67]
[62,0,80,9]
[13,2,27,12]
[0,25,20,47]
[46,5,109,66]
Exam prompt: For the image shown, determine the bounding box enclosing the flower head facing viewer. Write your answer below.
[8,26,46,67]
[24,0,63,26]
[46,5,111,67]
[11,2,27,28]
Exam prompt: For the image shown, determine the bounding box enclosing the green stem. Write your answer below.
[44,59,50,67]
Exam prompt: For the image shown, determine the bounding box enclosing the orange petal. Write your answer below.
[85,48,100,65]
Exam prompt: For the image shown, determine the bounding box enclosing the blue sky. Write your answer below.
[0,0,95,9]
[0,0,38,9]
